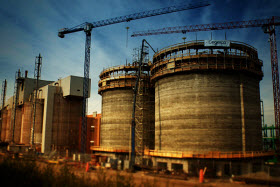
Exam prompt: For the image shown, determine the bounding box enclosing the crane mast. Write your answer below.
[0,79,7,139]
[31,54,42,146]
[263,21,280,140]
[1,80,7,110]
[131,16,280,150]
[58,1,210,153]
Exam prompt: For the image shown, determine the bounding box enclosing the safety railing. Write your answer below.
[154,50,258,64]
[90,146,129,153]
[100,63,150,76]
[145,149,275,159]
[154,40,257,57]
[151,60,263,81]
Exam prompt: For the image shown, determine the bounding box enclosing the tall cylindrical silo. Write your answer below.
[99,63,154,151]
[152,40,263,153]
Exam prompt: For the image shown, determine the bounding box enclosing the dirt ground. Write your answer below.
[6,159,277,187]
[60,163,268,187]
[75,169,269,187]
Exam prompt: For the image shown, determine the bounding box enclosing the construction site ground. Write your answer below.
[12,160,280,186]
[0,150,280,186]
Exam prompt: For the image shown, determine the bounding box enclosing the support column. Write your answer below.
[167,160,172,171]
[42,85,55,153]
[183,160,189,173]
[152,157,157,167]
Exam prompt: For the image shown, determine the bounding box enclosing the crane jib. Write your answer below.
[58,1,210,36]
[131,16,280,37]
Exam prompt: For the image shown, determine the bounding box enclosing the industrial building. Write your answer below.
[91,40,274,176]
[0,73,92,156]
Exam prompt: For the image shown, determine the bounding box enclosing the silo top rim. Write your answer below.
[100,62,150,77]
[154,40,257,57]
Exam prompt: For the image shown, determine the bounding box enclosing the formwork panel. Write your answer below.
[20,102,32,144]
[52,94,82,155]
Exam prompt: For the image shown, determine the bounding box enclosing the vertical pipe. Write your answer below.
[240,83,246,151]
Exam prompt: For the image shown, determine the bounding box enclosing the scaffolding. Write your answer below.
[31,54,42,145]
[11,70,23,143]
[261,100,279,151]
[133,44,155,165]
[263,124,279,150]
[0,80,7,138]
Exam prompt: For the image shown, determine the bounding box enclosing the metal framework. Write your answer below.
[135,44,148,165]
[0,79,7,137]
[262,124,279,151]
[264,23,280,144]
[131,16,280,149]
[58,2,210,153]
[31,54,42,145]
[131,39,155,166]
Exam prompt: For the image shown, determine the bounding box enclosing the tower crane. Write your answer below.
[58,1,210,153]
[131,16,280,149]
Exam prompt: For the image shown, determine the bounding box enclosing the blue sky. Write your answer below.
[0,0,279,125]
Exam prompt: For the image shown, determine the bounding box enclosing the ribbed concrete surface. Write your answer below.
[241,74,263,151]
[100,89,133,150]
[155,72,262,152]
